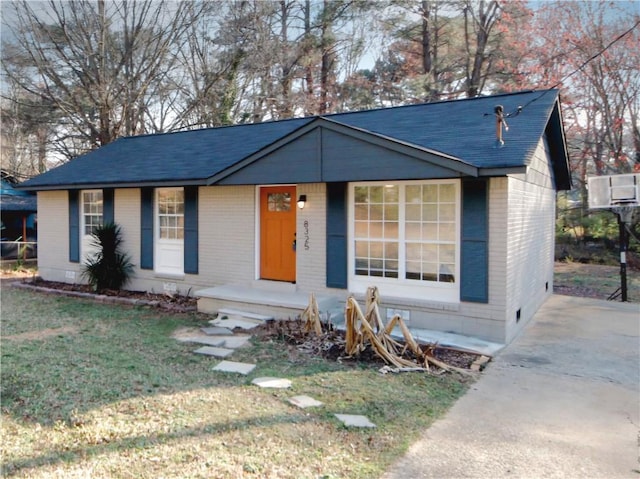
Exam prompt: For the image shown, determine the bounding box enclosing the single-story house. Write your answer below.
[1,171,37,259]
[20,89,570,344]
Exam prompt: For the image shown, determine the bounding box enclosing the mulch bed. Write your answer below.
[11,277,198,312]
[252,318,481,373]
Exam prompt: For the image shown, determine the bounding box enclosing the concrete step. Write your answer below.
[217,308,274,322]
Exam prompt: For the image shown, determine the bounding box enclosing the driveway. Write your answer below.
[383,294,639,479]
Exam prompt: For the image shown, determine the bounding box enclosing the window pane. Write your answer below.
[440,184,455,202]
[370,222,383,238]
[406,204,420,221]
[384,204,398,221]
[422,204,437,221]
[439,223,456,241]
[406,243,421,261]
[383,185,399,202]
[384,221,398,239]
[422,223,437,240]
[355,204,368,221]
[268,193,291,211]
[406,185,421,203]
[355,241,368,257]
[385,242,398,260]
[422,244,437,262]
[423,185,437,202]
[370,241,383,258]
[370,186,383,203]
[406,222,421,240]
[440,244,455,263]
[355,221,368,237]
[370,204,383,221]
[354,186,368,203]
[440,204,455,221]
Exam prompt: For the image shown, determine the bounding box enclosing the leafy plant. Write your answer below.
[81,222,134,291]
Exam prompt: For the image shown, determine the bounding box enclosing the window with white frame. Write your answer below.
[158,189,184,239]
[350,180,460,301]
[80,190,103,262]
[155,188,184,275]
[82,190,103,235]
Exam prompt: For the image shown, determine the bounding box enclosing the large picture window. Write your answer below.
[350,180,460,301]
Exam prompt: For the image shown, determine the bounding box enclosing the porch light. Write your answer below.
[297,195,307,209]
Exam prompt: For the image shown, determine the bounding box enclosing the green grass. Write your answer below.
[1,287,469,479]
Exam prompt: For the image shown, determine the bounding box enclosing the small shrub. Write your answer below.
[81,222,134,291]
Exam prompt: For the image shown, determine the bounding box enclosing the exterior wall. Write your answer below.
[37,191,78,283]
[125,185,256,295]
[504,138,556,342]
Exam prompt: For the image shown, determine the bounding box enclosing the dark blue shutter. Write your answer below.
[68,190,80,263]
[140,187,154,270]
[326,182,348,289]
[461,179,489,303]
[184,186,199,274]
[103,188,114,225]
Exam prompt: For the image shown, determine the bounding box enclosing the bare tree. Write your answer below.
[2,0,204,159]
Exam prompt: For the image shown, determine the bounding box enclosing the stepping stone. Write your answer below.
[288,395,324,409]
[211,318,261,330]
[334,414,376,428]
[222,335,251,349]
[251,377,292,389]
[201,326,233,336]
[212,360,256,375]
[218,308,274,321]
[178,337,226,347]
[193,346,234,358]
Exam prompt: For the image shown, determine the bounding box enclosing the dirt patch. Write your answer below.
[171,326,208,340]
[4,326,78,342]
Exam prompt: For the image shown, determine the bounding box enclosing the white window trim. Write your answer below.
[154,187,184,276]
[80,189,103,264]
[347,179,461,303]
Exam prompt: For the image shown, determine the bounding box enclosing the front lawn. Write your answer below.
[1,287,468,479]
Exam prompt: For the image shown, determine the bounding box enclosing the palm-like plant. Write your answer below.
[81,222,134,291]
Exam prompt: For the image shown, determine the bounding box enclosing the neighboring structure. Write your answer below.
[20,89,571,343]
[1,171,37,259]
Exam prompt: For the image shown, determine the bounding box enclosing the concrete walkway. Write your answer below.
[383,295,640,479]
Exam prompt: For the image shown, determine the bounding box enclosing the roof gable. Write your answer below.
[210,118,477,185]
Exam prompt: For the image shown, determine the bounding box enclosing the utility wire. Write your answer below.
[505,18,640,117]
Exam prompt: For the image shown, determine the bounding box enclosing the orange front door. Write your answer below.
[260,186,297,282]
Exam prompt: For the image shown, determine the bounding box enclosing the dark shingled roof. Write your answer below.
[20,89,570,190]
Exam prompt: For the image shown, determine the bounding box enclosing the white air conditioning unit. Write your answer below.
[588,174,639,209]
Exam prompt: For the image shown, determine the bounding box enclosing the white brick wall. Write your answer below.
[504,139,556,342]
[37,190,77,283]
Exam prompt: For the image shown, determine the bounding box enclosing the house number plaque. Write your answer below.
[303,220,310,250]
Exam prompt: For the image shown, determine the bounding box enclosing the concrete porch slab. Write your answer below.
[195,284,343,319]
[212,360,256,375]
[334,414,376,428]
[218,308,274,321]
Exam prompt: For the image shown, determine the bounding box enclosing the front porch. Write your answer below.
[195,283,345,321]
[194,283,503,356]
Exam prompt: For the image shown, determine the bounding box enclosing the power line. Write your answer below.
[506,18,640,117]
